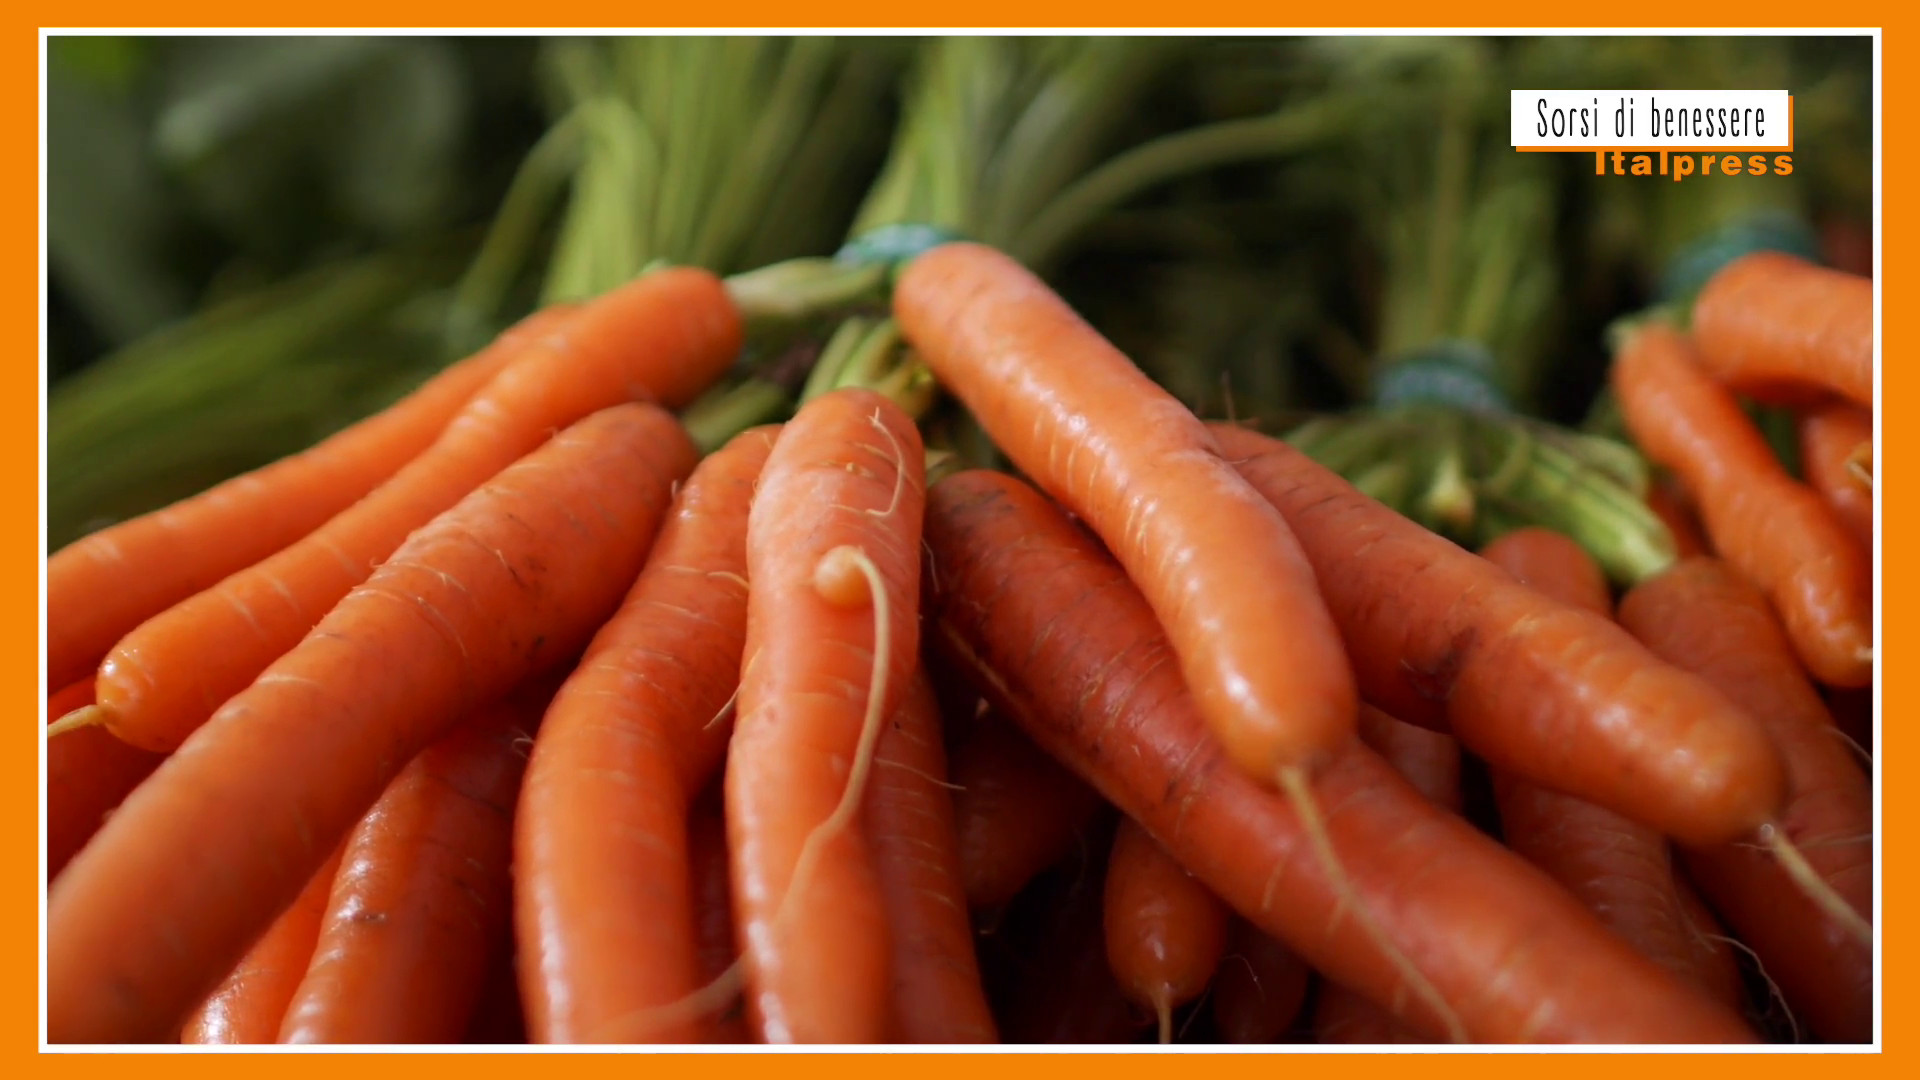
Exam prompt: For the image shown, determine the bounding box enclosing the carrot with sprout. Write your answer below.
[1612,323,1871,688]
[925,469,1757,1044]
[1103,816,1229,1044]
[279,683,551,1044]
[868,672,998,1043]
[948,710,1106,910]
[1798,402,1873,550]
[182,845,346,1044]
[727,388,926,1044]
[49,403,695,1045]
[1479,527,1746,1013]
[45,305,575,695]
[61,270,736,754]
[1210,424,1786,851]
[514,425,776,1045]
[1210,919,1310,1045]
[1690,251,1872,407]
[1620,558,1874,1044]
[47,677,162,880]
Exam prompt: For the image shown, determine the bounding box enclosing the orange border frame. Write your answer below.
[11,7,1900,1074]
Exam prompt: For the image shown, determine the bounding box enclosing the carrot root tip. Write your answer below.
[46,704,109,740]
[1761,826,1873,947]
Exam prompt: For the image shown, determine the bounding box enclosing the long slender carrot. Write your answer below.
[727,388,927,1044]
[1104,816,1229,1044]
[1798,402,1874,551]
[1478,528,1746,1014]
[181,844,346,1044]
[868,671,998,1043]
[1209,423,1786,850]
[49,402,696,1044]
[895,242,1354,786]
[925,469,1757,1044]
[1619,558,1874,1044]
[1612,323,1872,687]
[278,683,550,1044]
[1690,251,1872,407]
[514,425,776,1045]
[1209,919,1310,1045]
[948,709,1106,910]
[47,677,162,881]
[69,269,736,754]
[45,305,575,695]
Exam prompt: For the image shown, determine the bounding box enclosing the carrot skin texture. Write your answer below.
[1690,251,1872,407]
[515,426,777,1045]
[1103,816,1229,1035]
[895,242,1355,781]
[1612,324,1872,687]
[924,470,1758,1044]
[1619,559,1874,1044]
[1210,919,1310,1044]
[869,673,998,1043]
[278,686,549,1044]
[1479,528,1746,1013]
[728,389,926,1044]
[45,305,573,694]
[1210,424,1786,849]
[49,403,696,1045]
[95,270,738,752]
[948,710,1106,909]
[47,678,163,881]
[182,846,346,1044]
[1798,402,1874,551]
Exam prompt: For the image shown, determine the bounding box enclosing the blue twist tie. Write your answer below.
[1658,210,1821,303]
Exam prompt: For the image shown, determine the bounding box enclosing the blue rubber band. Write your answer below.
[1657,210,1820,303]
[1372,340,1512,414]
[833,224,967,269]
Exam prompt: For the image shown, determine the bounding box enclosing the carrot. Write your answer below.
[44,305,574,695]
[1104,816,1229,1044]
[948,709,1106,910]
[1314,982,1432,1045]
[514,425,776,1045]
[1210,423,1786,850]
[278,683,550,1044]
[1646,476,1712,560]
[181,844,346,1044]
[688,792,749,1044]
[1798,402,1874,551]
[1690,251,1872,407]
[1209,918,1310,1044]
[1619,558,1874,1043]
[46,677,162,881]
[868,671,998,1043]
[49,402,696,1044]
[925,469,1758,1044]
[1478,527,1747,1013]
[1611,323,1872,688]
[895,243,1354,785]
[727,388,926,1044]
[67,269,737,753]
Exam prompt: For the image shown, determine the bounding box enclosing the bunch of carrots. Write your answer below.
[45,230,1873,1045]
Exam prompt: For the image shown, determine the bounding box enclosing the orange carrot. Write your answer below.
[895,243,1354,787]
[727,388,926,1044]
[181,845,346,1044]
[1104,816,1229,1043]
[1314,982,1433,1045]
[868,672,998,1043]
[948,709,1106,910]
[74,269,736,753]
[278,684,550,1044]
[1620,559,1874,1044]
[1210,919,1310,1045]
[49,403,696,1044]
[514,426,776,1045]
[1612,323,1872,687]
[1691,251,1872,407]
[925,469,1757,1044]
[1798,402,1874,551]
[1210,423,1786,850]
[45,305,574,694]
[1478,528,1746,1014]
[46,677,162,881]
[688,793,749,1044]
